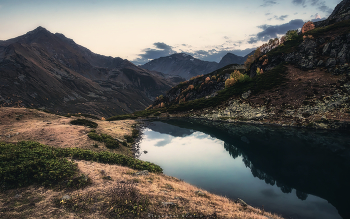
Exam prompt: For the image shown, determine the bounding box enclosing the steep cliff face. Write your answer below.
[0,27,177,116]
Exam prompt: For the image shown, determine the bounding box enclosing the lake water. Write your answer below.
[138,119,350,219]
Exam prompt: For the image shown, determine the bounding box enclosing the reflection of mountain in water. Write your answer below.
[156,118,350,219]
[145,121,193,137]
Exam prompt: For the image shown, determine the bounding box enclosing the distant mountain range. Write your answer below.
[141,51,254,80]
[0,27,181,116]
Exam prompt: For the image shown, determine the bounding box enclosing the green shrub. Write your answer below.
[88,132,119,149]
[285,30,298,41]
[70,119,98,128]
[0,141,83,190]
[124,135,134,143]
[87,132,102,141]
[104,139,119,149]
[132,129,139,138]
[0,140,162,190]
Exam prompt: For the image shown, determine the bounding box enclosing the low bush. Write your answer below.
[0,141,88,190]
[0,141,163,191]
[88,132,119,149]
[70,119,98,128]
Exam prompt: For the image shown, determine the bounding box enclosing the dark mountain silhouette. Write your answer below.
[217,51,254,69]
[0,27,179,116]
[141,52,249,80]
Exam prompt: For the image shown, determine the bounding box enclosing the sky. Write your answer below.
[0,0,343,65]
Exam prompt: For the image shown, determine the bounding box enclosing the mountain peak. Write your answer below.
[170,53,194,59]
[27,26,50,35]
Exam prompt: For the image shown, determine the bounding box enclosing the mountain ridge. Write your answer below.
[0,27,180,117]
[140,51,251,80]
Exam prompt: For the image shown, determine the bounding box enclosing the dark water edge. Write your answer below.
[137,118,350,219]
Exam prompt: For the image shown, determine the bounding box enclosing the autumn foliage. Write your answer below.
[225,78,236,88]
[301,21,315,34]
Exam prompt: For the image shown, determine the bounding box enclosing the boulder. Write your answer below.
[242,90,251,99]
[325,58,337,67]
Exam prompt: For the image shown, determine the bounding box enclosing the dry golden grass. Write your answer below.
[0,160,284,219]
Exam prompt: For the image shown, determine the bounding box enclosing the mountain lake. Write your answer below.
[137,119,350,219]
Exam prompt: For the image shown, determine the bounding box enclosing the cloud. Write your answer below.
[275,15,289,20]
[292,0,306,6]
[132,42,175,65]
[309,0,319,6]
[260,0,277,7]
[248,19,304,44]
[318,4,332,13]
[265,13,271,16]
[309,0,333,14]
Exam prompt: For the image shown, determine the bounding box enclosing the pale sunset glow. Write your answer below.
[0,0,342,64]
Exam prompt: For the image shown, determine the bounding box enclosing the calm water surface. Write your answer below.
[138,119,350,219]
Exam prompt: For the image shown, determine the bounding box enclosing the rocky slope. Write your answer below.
[141,52,249,80]
[147,0,350,130]
[0,27,179,117]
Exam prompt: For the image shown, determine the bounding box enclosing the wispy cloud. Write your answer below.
[260,0,277,7]
[274,15,289,20]
[248,19,304,44]
[308,0,334,14]
[292,0,306,7]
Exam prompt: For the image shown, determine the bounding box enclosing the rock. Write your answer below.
[330,49,337,58]
[62,195,71,201]
[103,176,112,180]
[322,43,330,55]
[100,169,106,175]
[242,90,251,99]
[133,170,149,176]
[325,58,337,67]
[162,202,176,207]
[236,198,248,207]
[194,190,206,196]
[50,139,55,141]
[317,60,324,66]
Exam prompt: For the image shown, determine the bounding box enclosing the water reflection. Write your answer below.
[139,119,350,219]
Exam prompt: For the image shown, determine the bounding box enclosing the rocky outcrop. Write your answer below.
[250,32,350,78]
[314,0,350,27]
